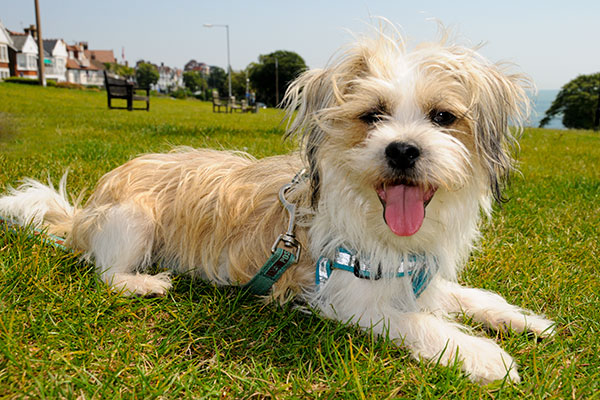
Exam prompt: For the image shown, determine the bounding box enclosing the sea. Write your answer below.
[528,89,564,129]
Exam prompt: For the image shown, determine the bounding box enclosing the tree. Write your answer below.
[104,62,135,79]
[135,63,159,89]
[247,50,307,107]
[231,70,251,99]
[183,71,207,93]
[540,73,600,130]
[207,66,227,96]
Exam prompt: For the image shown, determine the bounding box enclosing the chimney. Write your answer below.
[24,24,38,40]
[79,41,88,50]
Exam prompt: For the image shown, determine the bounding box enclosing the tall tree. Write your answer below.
[183,71,207,93]
[135,63,159,89]
[207,66,227,96]
[104,62,135,79]
[540,73,600,130]
[248,50,307,107]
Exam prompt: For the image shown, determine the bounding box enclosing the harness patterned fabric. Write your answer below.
[315,247,437,297]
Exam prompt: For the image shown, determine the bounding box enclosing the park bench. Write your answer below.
[103,71,150,111]
[228,96,242,113]
[241,99,257,113]
[211,90,227,113]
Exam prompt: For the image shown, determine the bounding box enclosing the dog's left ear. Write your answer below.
[466,59,531,203]
[283,68,337,207]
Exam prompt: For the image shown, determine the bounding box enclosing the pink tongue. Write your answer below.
[383,184,425,236]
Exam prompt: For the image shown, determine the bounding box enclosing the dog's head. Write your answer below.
[284,30,530,238]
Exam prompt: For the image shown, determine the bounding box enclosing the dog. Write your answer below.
[0,28,554,384]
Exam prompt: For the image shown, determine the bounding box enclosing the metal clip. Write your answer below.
[270,171,307,263]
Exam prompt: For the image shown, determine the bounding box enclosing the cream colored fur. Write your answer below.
[0,27,554,384]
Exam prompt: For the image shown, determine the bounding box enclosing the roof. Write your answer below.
[84,49,115,64]
[0,19,15,49]
[42,39,57,56]
[66,57,100,71]
[10,34,28,51]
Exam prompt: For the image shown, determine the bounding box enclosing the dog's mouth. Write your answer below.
[376,181,437,236]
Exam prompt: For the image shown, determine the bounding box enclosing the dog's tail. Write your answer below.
[0,173,80,238]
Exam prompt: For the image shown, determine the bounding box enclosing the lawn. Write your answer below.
[0,83,598,399]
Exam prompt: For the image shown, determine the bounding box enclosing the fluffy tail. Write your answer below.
[0,173,78,237]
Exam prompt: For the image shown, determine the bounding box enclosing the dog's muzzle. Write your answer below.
[377,141,436,236]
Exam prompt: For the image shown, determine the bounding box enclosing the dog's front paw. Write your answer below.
[522,314,556,338]
[456,337,521,384]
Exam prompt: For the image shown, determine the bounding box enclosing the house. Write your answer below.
[184,59,210,74]
[84,48,116,69]
[42,39,67,82]
[8,27,38,79]
[0,20,15,80]
[155,63,183,93]
[66,42,105,86]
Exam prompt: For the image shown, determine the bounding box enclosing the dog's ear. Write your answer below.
[283,68,336,208]
[283,48,372,208]
[466,60,531,203]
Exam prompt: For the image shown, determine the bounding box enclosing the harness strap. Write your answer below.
[316,247,437,297]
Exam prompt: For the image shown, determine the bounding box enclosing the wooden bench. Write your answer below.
[228,96,242,113]
[211,90,227,113]
[104,71,150,111]
[241,99,257,113]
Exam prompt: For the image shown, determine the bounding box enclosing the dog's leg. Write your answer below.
[350,309,521,384]
[88,204,171,296]
[421,279,555,337]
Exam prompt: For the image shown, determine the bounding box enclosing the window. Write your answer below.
[27,54,37,69]
[18,54,26,69]
[0,45,7,62]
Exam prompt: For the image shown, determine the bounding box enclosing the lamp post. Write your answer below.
[203,23,231,98]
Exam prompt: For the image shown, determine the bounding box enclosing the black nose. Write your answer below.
[385,142,421,170]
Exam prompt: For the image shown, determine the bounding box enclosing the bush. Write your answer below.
[169,88,189,99]
[55,82,84,90]
[3,77,41,85]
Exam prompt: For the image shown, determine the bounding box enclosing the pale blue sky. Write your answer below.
[1,0,598,89]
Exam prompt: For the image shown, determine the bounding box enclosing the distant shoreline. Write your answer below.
[528,89,564,129]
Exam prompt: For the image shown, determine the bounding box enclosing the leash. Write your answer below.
[242,170,307,295]
[0,214,70,252]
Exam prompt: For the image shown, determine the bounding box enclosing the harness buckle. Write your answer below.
[352,257,382,280]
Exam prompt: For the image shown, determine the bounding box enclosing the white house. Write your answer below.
[43,39,67,82]
[0,20,14,80]
[9,31,38,79]
[66,43,104,86]
[155,63,183,93]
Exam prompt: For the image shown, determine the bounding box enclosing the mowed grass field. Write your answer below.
[0,83,598,399]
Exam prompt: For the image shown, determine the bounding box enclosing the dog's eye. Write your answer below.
[359,111,383,125]
[359,107,388,125]
[429,110,457,127]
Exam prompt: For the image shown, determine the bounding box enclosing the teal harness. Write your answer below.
[315,247,437,297]
[242,173,438,297]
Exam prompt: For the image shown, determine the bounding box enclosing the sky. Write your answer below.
[1,0,598,90]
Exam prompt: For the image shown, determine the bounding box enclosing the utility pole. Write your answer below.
[34,0,45,86]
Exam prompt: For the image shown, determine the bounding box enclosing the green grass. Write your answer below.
[0,82,599,399]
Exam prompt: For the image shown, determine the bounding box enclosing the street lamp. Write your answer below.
[203,23,231,98]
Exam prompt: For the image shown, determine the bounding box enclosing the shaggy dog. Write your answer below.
[0,29,554,383]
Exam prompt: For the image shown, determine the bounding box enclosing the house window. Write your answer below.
[18,54,26,69]
[27,54,37,69]
[0,45,8,62]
